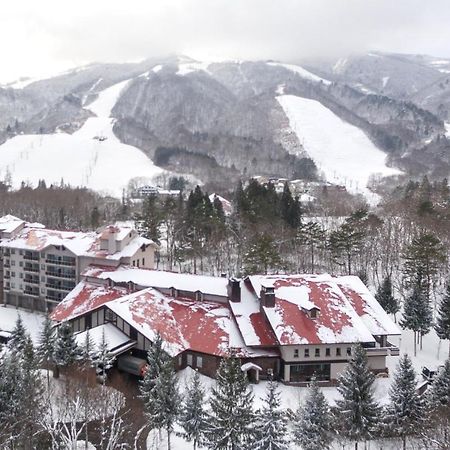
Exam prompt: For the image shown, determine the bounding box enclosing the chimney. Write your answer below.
[260,284,275,308]
[228,278,241,302]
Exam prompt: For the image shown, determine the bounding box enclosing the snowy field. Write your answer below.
[276,95,401,204]
[0,305,45,343]
[0,79,164,198]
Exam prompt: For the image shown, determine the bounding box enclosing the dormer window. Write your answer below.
[195,291,203,301]
[171,287,178,298]
[310,308,319,319]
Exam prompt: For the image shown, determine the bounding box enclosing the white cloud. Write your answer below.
[1,0,450,82]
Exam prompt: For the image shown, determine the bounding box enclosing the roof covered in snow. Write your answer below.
[336,276,401,336]
[0,215,25,234]
[228,279,278,347]
[106,288,277,358]
[0,223,154,260]
[209,193,233,216]
[82,265,229,297]
[74,323,135,355]
[247,274,376,345]
[51,281,128,322]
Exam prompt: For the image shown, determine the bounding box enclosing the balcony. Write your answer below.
[23,253,39,261]
[24,265,40,273]
[45,283,75,291]
[365,345,400,357]
[4,273,10,279]
[24,289,40,297]
[45,270,76,280]
[24,277,40,285]
[3,261,10,268]
[45,257,76,267]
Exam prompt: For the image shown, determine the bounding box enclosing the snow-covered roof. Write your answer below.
[106,288,277,358]
[228,280,278,347]
[51,281,128,322]
[74,323,135,355]
[248,274,376,345]
[209,193,233,216]
[0,215,25,234]
[82,265,229,297]
[0,225,154,260]
[336,276,401,336]
[0,306,45,344]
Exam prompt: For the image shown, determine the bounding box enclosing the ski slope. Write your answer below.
[0,79,163,197]
[267,62,331,85]
[277,95,401,203]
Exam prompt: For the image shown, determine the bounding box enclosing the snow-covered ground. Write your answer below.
[0,79,164,198]
[0,305,45,343]
[276,95,401,204]
[267,62,331,85]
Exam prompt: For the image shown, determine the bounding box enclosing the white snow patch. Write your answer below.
[0,78,164,198]
[382,76,390,88]
[267,62,331,85]
[0,306,45,344]
[177,62,211,76]
[276,95,401,204]
[445,122,450,138]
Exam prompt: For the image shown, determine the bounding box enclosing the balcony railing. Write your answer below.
[24,277,40,285]
[45,283,75,291]
[4,273,10,279]
[45,270,76,279]
[24,254,39,261]
[366,346,400,357]
[24,289,40,297]
[45,258,76,267]
[24,266,40,273]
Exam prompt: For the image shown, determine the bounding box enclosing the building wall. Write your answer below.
[128,244,156,270]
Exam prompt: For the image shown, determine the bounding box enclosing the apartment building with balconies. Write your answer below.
[0,219,158,312]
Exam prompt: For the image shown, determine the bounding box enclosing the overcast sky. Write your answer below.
[1,0,450,83]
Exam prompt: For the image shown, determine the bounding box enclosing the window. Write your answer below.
[11,260,15,266]
[310,309,317,319]
[325,348,331,357]
[19,250,23,255]
[171,287,178,298]
[294,349,299,358]
[304,348,310,358]
[336,348,341,357]
[19,273,23,278]
[132,260,135,266]
[117,317,124,331]
[19,261,23,267]
[315,348,320,357]
[347,347,352,356]
[137,260,140,267]
[19,284,23,290]
[142,258,145,266]
[11,272,15,277]
[196,356,203,368]
[187,354,193,367]
[178,355,182,366]
[11,249,15,254]
[195,291,203,301]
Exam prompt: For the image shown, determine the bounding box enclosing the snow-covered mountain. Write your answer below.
[0,53,449,197]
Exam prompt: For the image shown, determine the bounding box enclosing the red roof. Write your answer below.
[248,275,375,345]
[51,281,128,322]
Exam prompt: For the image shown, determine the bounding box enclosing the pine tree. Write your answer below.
[436,283,450,356]
[8,315,28,354]
[93,329,116,383]
[384,354,423,450]
[294,376,332,450]
[179,370,208,450]
[253,380,289,450]
[37,315,55,372]
[375,276,400,320]
[53,321,80,373]
[427,358,450,409]
[150,359,180,450]
[401,274,433,355]
[335,344,380,449]
[206,354,255,449]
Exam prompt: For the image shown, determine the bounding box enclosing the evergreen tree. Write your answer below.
[37,315,55,385]
[53,322,80,372]
[243,233,282,275]
[375,276,400,320]
[140,194,163,244]
[80,328,96,366]
[427,358,450,409]
[436,283,450,355]
[93,329,116,383]
[253,380,289,450]
[402,231,446,301]
[294,376,332,450]
[149,359,180,450]
[8,315,28,354]
[384,354,423,450]
[335,344,380,449]
[401,273,433,355]
[179,370,208,450]
[206,354,255,449]
[297,221,324,272]
[90,206,101,229]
